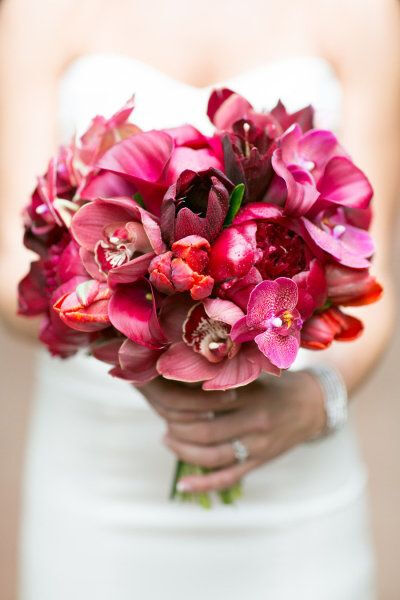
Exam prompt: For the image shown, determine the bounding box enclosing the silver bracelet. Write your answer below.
[305,364,348,437]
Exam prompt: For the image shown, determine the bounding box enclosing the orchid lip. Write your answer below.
[332,224,346,238]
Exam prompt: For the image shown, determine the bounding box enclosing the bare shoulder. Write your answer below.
[0,0,87,73]
[318,0,400,78]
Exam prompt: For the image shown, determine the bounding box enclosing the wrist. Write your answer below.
[284,370,327,440]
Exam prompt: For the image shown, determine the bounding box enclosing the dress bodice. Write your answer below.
[58,53,342,141]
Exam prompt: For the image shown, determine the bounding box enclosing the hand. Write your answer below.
[140,371,326,494]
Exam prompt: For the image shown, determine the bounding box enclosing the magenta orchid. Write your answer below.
[231,278,303,369]
[157,298,279,390]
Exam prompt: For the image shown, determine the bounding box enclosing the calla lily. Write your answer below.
[114,338,163,384]
[53,279,111,332]
[157,299,279,390]
[108,279,167,349]
[96,126,223,216]
[149,235,214,300]
[301,306,363,350]
[231,278,302,369]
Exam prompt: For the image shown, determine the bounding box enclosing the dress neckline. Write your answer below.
[61,51,339,95]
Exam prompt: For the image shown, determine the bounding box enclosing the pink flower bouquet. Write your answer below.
[18,90,382,506]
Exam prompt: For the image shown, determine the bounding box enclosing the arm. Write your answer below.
[0,0,76,338]
[0,2,78,595]
[141,1,400,493]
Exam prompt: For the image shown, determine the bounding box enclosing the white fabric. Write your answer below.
[20,54,376,599]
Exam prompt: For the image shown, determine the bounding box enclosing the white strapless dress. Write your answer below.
[19,54,376,600]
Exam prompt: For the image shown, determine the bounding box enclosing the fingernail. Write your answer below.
[200,411,215,420]
[177,480,192,493]
[223,390,238,402]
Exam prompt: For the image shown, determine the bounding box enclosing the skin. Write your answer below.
[0,0,399,590]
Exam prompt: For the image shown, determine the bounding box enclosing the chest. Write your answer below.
[78,0,319,88]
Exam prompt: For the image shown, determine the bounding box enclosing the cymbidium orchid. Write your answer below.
[71,196,164,284]
[231,278,303,369]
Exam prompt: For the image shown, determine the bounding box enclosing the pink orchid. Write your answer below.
[71,196,164,284]
[157,298,279,390]
[301,207,374,269]
[231,278,302,369]
[160,168,233,245]
[265,125,373,217]
[78,97,141,167]
[53,278,111,332]
[24,148,80,243]
[149,235,214,300]
[95,127,223,216]
[301,306,363,350]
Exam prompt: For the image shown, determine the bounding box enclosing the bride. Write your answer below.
[1,0,399,598]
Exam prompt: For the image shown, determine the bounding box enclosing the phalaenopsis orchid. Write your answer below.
[18,90,382,507]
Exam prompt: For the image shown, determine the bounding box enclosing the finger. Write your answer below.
[147,397,216,424]
[140,378,242,412]
[177,459,259,493]
[167,405,269,445]
[163,432,266,470]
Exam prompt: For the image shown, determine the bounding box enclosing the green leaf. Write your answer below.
[224,183,245,227]
[133,192,145,208]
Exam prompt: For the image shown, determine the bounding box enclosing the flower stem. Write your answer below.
[170,460,243,508]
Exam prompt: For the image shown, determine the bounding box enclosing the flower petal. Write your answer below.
[203,298,244,326]
[302,217,372,268]
[255,330,300,369]
[246,278,298,328]
[202,350,261,390]
[317,156,373,208]
[157,341,219,382]
[107,252,155,288]
[108,280,166,349]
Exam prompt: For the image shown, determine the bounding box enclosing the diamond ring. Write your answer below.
[231,439,249,463]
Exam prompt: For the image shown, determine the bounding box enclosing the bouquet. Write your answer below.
[18,89,382,507]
